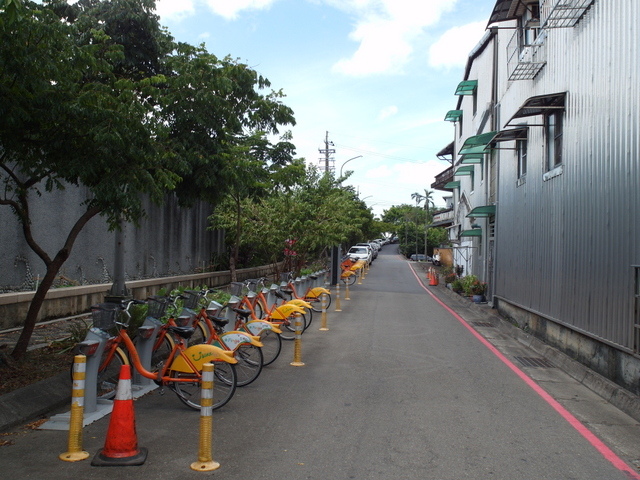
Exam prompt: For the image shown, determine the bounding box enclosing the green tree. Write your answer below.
[0,0,295,359]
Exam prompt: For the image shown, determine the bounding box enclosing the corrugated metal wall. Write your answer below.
[494,0,640,351]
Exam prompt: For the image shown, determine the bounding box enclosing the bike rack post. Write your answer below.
[290,316,305,366]
[267,284,279,310]
[222,295,242,330]
[78,327,112,414]
[133,318,162,387]
[190,363,220,472]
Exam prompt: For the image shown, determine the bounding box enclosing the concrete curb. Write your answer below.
[0,371,71,432]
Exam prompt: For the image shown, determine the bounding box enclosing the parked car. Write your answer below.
[410,254,428,262]
[356,242,377,260]
[347,245,372,264]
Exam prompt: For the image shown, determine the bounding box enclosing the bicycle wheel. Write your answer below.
[279,312,307,341]
[150,332,175,370]
[253,300,264,320]
[234,344,263,387]
[95,346,129,400]
[342,273,357,286]
[170,362,237,410]
[259,328,282,366]
[303,308,313,331]
[309,292,332,312]
[187,321,208,347]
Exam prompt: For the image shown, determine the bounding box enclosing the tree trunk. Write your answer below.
[10,205,101,361]
[11,255,66,360]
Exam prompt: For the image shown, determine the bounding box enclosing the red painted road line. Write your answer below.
[408,264,640,480]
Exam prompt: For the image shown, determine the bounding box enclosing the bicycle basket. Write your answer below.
[182,290,201,310]
[229,282,244,297]
[146,296,169,319]
[91,303,120,331]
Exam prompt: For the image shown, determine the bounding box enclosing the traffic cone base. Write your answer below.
[91,447,148,467]
[91,365,147,467]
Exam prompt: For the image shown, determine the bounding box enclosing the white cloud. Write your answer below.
[331,0,458,76]
[378,105,399,120]
[155,0,276,21]
[203,0,276,20]
[428,21,487,69]
[155,0,195,21]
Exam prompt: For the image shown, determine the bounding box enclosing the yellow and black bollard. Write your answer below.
[319,291,329,331]
[344,279,351,300]
[59,355,90,462]
[190,363,220,472]
[290,315,305,366]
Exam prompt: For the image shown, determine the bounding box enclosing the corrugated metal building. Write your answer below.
[440,0,640,395]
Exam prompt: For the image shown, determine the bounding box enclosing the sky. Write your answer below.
[154,0,497,217]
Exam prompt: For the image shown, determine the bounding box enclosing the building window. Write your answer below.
[546,110,563,171]
[517,138,528,179]
[518,3,540,48]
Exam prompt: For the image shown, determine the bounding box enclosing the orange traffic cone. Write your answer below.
[91,365,147,466]
[429,268,439,286]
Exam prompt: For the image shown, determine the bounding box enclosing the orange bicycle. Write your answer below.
[171,290,265,386]
[234,280,310,340]
[85,299,238,410]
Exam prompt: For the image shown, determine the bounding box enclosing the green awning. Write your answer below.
[459,145,488,156]
[455,80,478,96]
[460,229,482,237]
[460,154,484,164]
[444,110,463,122]
[458,131,497,155]
[454,166,475,176]
[443,181,460,189]
[467,205,496,218]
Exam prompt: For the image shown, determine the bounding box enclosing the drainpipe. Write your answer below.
[489,27,500,307]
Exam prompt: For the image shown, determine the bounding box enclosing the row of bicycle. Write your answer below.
[75,272,333,413]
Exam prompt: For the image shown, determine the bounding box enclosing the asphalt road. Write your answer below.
[1,246,639,479]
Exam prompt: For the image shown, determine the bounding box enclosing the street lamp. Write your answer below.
[339,155,363,178]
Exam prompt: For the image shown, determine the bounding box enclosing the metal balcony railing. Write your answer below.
[540,0,595,29]
[506,29,547,81]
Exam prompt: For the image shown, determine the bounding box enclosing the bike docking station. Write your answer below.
[43,313,163,431]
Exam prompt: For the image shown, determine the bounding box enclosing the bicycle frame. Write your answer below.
[112,323,237,384]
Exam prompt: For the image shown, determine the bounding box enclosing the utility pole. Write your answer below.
[318,131,336,173]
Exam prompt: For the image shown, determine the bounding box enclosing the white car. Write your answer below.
[347,245,372,264]
[356,242,377,260]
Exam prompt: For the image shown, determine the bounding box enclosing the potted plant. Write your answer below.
[469,279,487,303]
[451,278,464,294]
[442,267,457,285]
